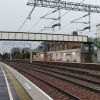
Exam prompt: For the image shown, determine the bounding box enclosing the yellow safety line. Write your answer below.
[2,65,32,100]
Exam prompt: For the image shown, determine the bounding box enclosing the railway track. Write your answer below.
[11,62,100,92]
[31,63,100,83]
[33,62,100,77]
[34,61,100,70]
[4,61,100,100]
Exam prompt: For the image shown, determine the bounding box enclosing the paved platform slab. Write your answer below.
[0,65,32,100]
[0,66,10,100]
[0,65,21,100]
[0,62,53,100]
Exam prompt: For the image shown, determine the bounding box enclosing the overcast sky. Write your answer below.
[0,0,100,53]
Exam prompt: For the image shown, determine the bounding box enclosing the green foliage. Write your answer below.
[11,47,30,59]
[2,52,9,59]
[0,47,35,60]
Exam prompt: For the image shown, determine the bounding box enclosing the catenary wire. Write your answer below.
[40,0,86,32]
[28,9,55,32]
[17,6,35,32]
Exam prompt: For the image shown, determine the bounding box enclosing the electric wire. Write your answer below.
[41,10,58,18]
[59,0,100,33]
[28,18,42,32]
[59,0,86,30]
[28,9,54,32]
[3,0,100,54]
[1,8,55,51]
[40,0,86,32]
[60,0,85,18]
[17,18,28,32]
[17,6,35,32]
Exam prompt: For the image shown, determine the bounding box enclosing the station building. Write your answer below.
[33,41,90,63]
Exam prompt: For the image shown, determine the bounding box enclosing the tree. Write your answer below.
[22,48,30,59]
[2,52,9,59]
[11,47,30,59]
[11,47,21,59]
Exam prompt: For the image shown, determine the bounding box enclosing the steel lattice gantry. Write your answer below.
[27,0,100,13]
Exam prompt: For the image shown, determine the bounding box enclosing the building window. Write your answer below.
[72,52,76,56]
[60,53,63,58]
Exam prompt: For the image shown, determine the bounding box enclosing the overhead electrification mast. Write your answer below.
[27,0,100,31]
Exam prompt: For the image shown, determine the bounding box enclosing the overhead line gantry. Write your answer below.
[27,0,100,13]
[27,0,100,32]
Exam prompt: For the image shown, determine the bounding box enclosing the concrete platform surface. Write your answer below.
[0,62,53,100]
[0,65,21,100]
[0,66,10,100]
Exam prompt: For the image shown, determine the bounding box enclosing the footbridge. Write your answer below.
[0,31,88,42]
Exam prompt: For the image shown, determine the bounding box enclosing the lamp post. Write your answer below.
[10,51,12,61]
[30,43,32,63]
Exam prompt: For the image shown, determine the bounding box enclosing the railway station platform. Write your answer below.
[0,62,53,100]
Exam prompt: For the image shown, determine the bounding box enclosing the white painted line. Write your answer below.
[0,62,53,100]
[12,67,53,100]
[25,83,32,90]
[1,66,14,100]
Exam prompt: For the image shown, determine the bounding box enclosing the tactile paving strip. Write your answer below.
[2,65,32,100]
